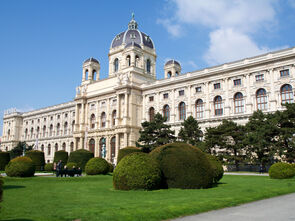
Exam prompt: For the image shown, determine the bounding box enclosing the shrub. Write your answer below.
[5,156,35,177]
[44,163,54,172]
[150,142,214,189]
[108,162,114,173]
[117,146,142,164]
[53,150,68,164]
[113,152,162,190]
[25,150,45,171]
[206,154,224,184]
[0,175,3,206]
[269,162,295,179]
[85,157,109,175]
[66,162,77,169]
[0,152,10,170]
[68,149,94,170]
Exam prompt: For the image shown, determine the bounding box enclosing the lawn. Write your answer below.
[1,175,295,221]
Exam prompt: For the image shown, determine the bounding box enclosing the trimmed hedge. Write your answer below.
[269,162,295,179]
[108,162,114,173]
[68,149,94,170]
[206,154,224,184]
[150,142,214,189]
[0,175,3,206]
[66,162,77,169]
[0,152,10,170]
[113,152,162,190]
[25,150,45,171]
[5,156,35,177]
[117,146,142,164]
[44,163,54,172]
[53,150,68,164]
[85,157,109,175]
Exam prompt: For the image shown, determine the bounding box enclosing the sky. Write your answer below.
[0,0,295,135]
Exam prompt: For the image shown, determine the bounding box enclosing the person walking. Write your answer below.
[56,160,63,177]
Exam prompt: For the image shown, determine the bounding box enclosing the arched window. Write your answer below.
[25,128,28,139]
[41,144,44,152]
[256,88,267,110]
[89,138,95,153]
[111,136,116,164]
[55,143,58,152]
[146,59,151,73]
[56,123,60,136]
[234,92,244,113]
[167,71,172,78]
[31,127,34,138]
[163,105,170,121]
[47,144,51,156]
[126,55,131,66]
[112,110,116,126]
[7,129,10,137]
[92,70,97,81]
[135,55,139,67]
[49,124,53,136]
[214,96,223,116]
[149,107,155,122]
[100,137,106,158]
[114,58,119,72]
[90,114,95,129]
[72,120,75,133]
[85,69,89,80]
[281,84,293,104]
[175,71,179,76]
[179,102,186,120]
[64,122,68,135]
[62,142,66,151]
[195,99,204,119]
[70,142,74,152]
[43,126,46,137]
[101,112,106,128]
[36,126,40,138]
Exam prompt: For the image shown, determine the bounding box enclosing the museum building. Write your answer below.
[1,16,295,164]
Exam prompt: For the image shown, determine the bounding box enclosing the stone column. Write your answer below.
[205,82,210,118]
[96,100,99,128]
[269,68,276,111]
[106,136,110,162]
[124,132,128,148]
[187,85,192,116]
[95,137,99,157]
[116,94,120,125]
[123,93,129,125]
[142,95,146,122]
[171,89,175,122]
[115,133,120,164]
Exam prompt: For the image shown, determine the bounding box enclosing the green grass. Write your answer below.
[1,175,295,221]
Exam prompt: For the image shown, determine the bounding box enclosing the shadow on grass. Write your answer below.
[3,185,25,190]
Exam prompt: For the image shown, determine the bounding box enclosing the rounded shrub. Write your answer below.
[113,152,162,190]
[117,146,142,164]
[44,163,54,172]
[53,150,68,164]
[150,142,214,189]
[206,154,224,184]
[269,162,295,179]
[5,156,35,177]
[66,162,77,169]
[68,149,94,170]
[108,162,114,173]
[85,157,109,175]
[25,150,45,171]
[0,152,10,170]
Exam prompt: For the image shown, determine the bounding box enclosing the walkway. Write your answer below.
[173,192,295,221]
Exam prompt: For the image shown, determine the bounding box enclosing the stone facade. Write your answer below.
[1,16,295,164]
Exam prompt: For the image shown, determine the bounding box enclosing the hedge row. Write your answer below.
[0,152,10,170]
[68,149,94,170]
[25,150,45,171]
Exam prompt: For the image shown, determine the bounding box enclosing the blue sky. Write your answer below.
[1,0,295,135]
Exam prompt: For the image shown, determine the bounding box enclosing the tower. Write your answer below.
[82,57,100,84]
[164,59,181,78]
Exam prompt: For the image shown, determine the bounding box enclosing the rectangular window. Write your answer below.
[149,96,154,102]
[195,87,201,93]
[234,79,241,86]
[280,69,289,77]
[255,74,264,82]
[163,93,168,99]
[214,83,220,89]
[179,90,184,96]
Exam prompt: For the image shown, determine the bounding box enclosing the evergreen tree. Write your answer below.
[136,113,176,152]
[178,116,203,146]
[9,141,32,159]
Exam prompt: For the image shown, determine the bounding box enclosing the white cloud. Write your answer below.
[157,19,183,37]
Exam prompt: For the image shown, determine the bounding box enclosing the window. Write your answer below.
[57,115,60,120]
[214,96,223,116]
[146,59,151,73]
[37,119,40,123]
[179,102,186,120]
[30,127,34,138]
[149,96,154,102]
[179,90,184,96]
[100,138,106,158]
[234,79,241,86]
[43,126,46,137]
[149,107,155,122]
[62,143,66,151]
[25,128,28,139]
[47,144,51,156]
[65,113,68,118]
[167,71,172,78]
[90,104,95,110]
[135,55,139,67]
[281,84,293,104]
[126,55,131,66]
[195,87,201,93]
[41,144,44,152]
[214,83,221,89]
[70,142,74,152]
[55,143,58,152]
[44,118,46,122]
[50,116,53,121]
[255,74,264,82]
[195,99,204,119]
[89,139,95,153]
[234,92,244,113]
[280,69,289,77]
[114,58,119,72]
[72,120,75,132]
[90,114,95,129]
[163,105,170,121]
[49,124,53,136]
[112,110,117,126]
[64,122,68,135]
[256,88,267,110]
[163,93,168,99]
[36,127,40,138]
[110,136,116,163]
[101,112,106,128]
[56,123,60,136]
